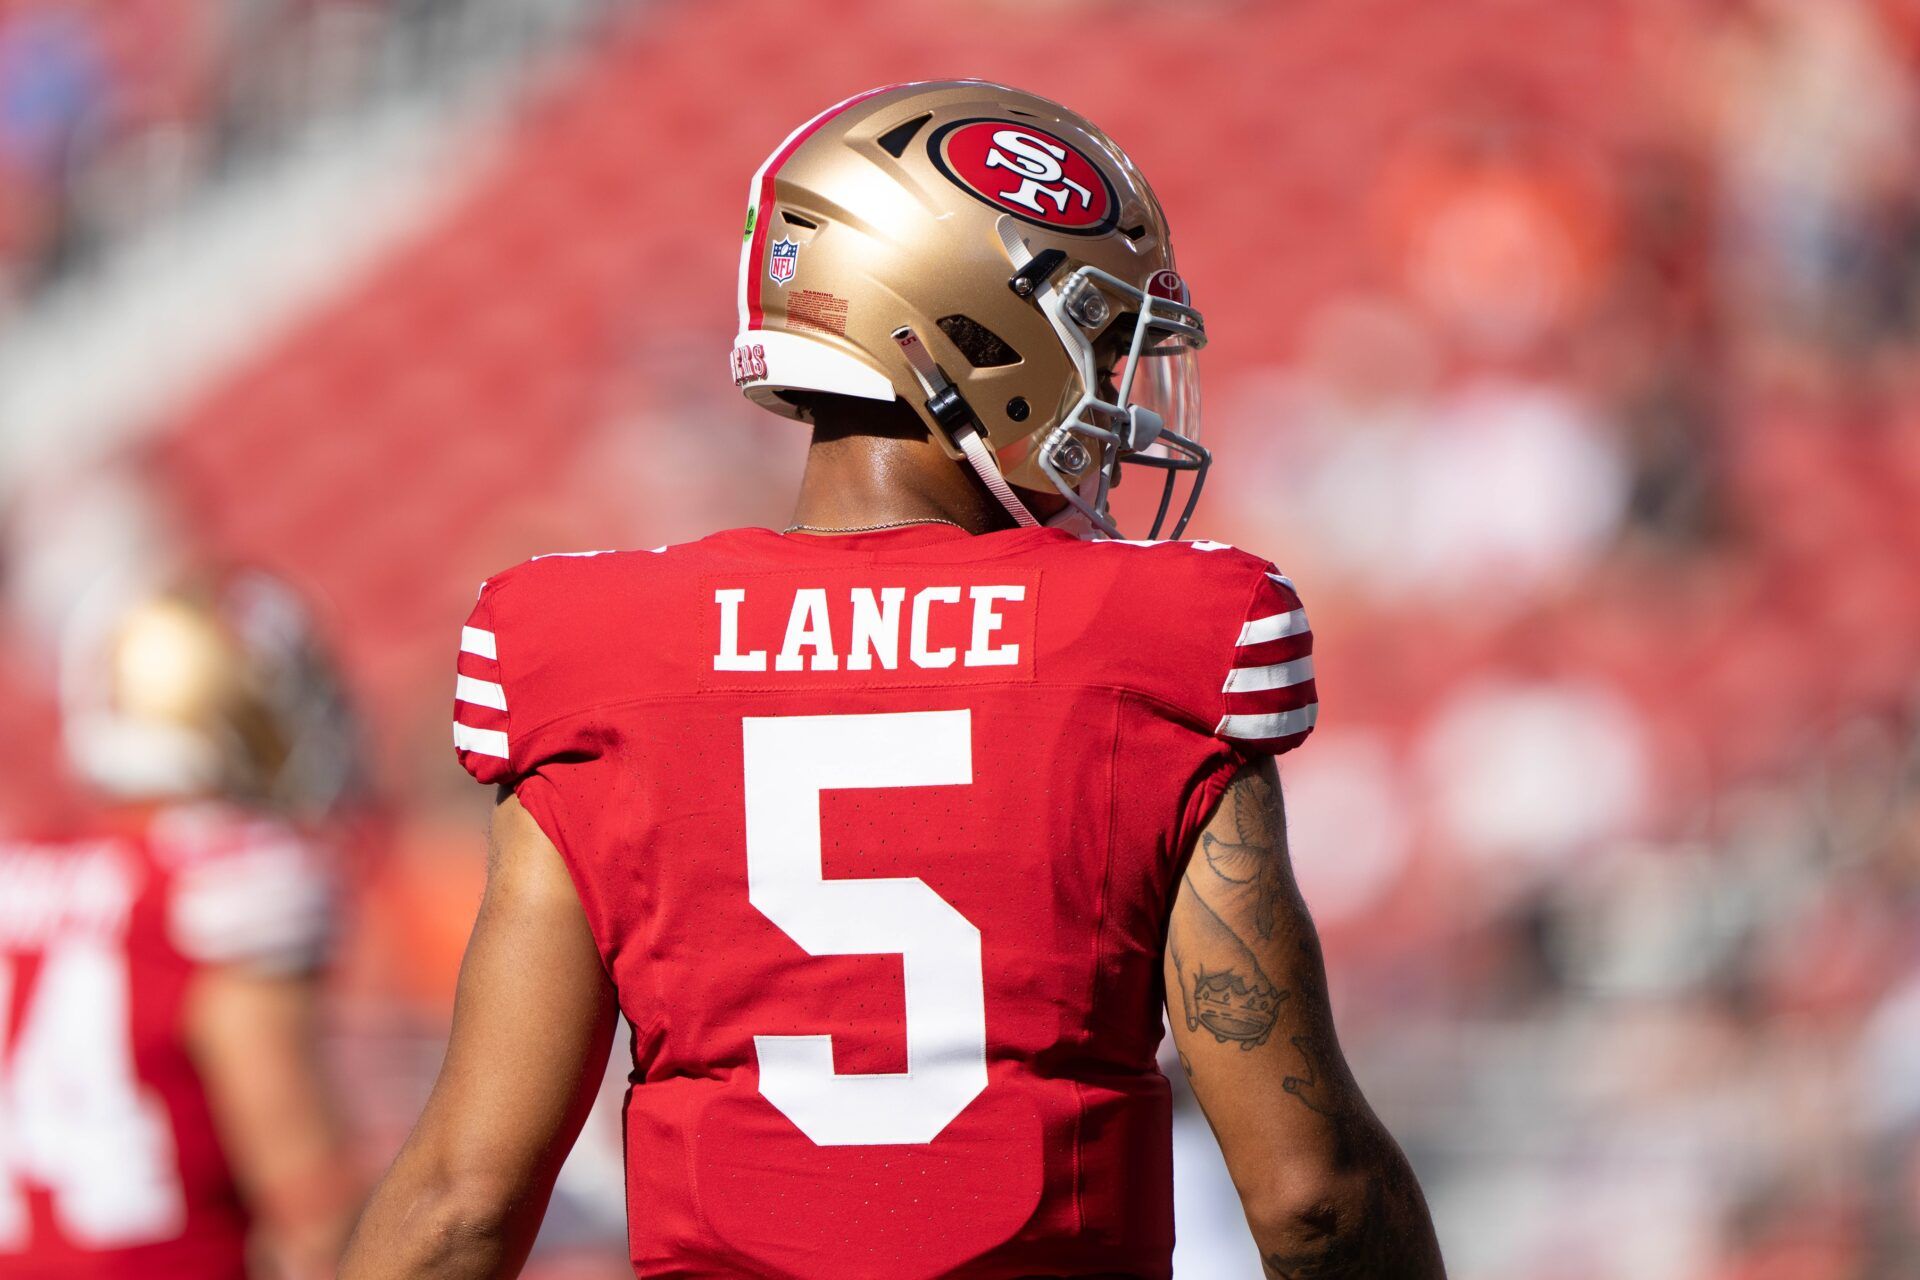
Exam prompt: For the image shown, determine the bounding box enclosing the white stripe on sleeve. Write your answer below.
[453,722,509,759]
[1236,609,1309,646]
[1216,704,1319,741]
[1222,656,1315,693]
[461,626,498,660]
[455,675,507,710]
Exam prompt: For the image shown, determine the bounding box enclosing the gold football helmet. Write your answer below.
[62,569,363,816]
[731,80,1208,538]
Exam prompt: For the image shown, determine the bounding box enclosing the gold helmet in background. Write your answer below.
[62,569,363,816]
[731,80,1209,539]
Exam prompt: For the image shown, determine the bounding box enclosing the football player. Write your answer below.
[0,570,360,1279]
[343,81,1445,1279]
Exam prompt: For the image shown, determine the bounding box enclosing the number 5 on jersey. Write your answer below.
[742,710,987,1146]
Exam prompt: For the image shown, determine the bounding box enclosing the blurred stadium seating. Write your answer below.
[4,0,1920,1276]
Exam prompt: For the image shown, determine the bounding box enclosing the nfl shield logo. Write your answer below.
[768,238,798,286]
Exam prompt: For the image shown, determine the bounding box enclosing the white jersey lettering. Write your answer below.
[714,585,1026,673]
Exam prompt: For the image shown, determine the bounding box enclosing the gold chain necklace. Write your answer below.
[782,517,971,535]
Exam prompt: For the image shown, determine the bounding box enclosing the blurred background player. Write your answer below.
[0,557,364,1279]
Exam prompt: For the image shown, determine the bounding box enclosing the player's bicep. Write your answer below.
[1164,758,1364,1176]
[404,792,615,1198]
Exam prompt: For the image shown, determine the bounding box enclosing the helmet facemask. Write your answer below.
[997,219,1210,540]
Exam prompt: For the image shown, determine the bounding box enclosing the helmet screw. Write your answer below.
[1053,440,1091,474]
[1006,397,1030,422]
[1070,290,1110,328]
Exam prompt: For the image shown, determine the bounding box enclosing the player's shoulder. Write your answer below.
[478,543,665,603]
[476,531,762,613]
[1038,536,1317,750]
[1052,532,1272,570]
[454,533,761,784]
[467,541,698,663]
[1049,535,1290,616]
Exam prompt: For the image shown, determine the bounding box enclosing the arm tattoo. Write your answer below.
[1280,937,1342,1118]
[1281,1034,1339,1118]
[1198,768,1286,940]
[1175,764,1448,1279]
[1171,767,1295,1050]
[1171,868,1289,1049]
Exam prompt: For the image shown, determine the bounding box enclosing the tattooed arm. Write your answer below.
[1165,758,1445,1280]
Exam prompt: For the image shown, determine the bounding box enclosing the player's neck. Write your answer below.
[787,430,1011,536]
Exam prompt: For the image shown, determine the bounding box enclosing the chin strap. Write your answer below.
[953,419,1040,528]
[891,326,1040,529]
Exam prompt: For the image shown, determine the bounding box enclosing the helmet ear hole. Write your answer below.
[936,315,1022,368]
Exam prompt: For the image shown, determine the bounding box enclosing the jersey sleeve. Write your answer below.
[1211,564,1318,756]
[453,581,519,786]
[156,808,334,974]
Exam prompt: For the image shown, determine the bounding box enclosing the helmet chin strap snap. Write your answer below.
[891,326,1041,530]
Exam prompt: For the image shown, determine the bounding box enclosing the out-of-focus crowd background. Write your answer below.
[1,0,1918,1276]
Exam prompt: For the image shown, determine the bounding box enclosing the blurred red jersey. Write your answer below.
[452,525,1316,1279]
[0,805,332,1279]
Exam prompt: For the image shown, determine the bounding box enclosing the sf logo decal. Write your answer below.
[982,130,1092,218]
[932,119,1118,235]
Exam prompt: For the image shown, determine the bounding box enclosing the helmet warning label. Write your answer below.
[788,290,850,337]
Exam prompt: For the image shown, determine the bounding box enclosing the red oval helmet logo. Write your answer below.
[929,119,1119,235]
[1146,269,1188,304]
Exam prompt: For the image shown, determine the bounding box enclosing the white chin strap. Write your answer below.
[953,422,1040,529]
[891,326,1040,530]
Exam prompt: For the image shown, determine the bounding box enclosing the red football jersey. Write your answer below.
[452,525,1316,1279]
[0,805,332,1279]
